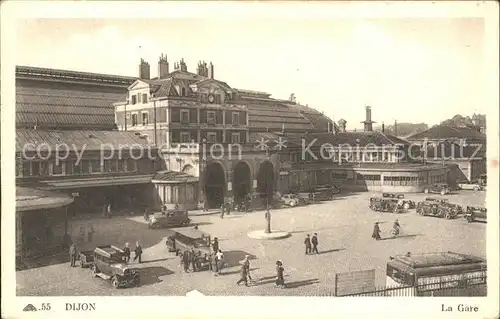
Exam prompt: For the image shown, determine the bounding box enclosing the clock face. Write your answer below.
[208,94,215,103]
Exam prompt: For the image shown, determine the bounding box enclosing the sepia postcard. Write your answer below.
[1,1,499,318]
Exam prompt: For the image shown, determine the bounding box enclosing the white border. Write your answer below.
[1,1,499,319]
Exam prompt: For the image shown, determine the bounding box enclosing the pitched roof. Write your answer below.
[16,83,126,130]
[424,141,486,159]
[406,125,486,140]
[307,131,411,147]
[16,129,154,152]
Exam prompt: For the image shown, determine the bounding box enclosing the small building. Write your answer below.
[151,171,199,210]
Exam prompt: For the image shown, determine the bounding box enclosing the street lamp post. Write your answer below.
[265,179,271,234]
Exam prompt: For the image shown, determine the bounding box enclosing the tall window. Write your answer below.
[215,94,221,104]
[22,161,31,176]
[52,162,63,175]
[142,93,148,103]
[231,133,240,144]
[207,132,217,143]
[181,87,186,96]
[207,111,216,124]
[80,160,90,174]
[40,162,49,175]
[90,160,101,174]
[181,110,190,123]
[126,158,137,172]
[131,95,137,105]
[180,132,191,143]
[142,112,149,125]
[232,112,239,125]
[132,113,138,126]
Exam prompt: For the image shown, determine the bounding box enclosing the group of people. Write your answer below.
[372,219,401,240]
[304,233,320,254]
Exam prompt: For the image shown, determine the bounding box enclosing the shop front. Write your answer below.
[16,187,74,264]
[152,171,199,210]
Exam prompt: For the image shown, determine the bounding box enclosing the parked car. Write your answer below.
[166,228,212,271]
[381,193,415,209]
[309,185,335,201]
[423,183,452,195]
[424,197,462,214]
[90,245,140,288]
[78,250,94,268]
[369,197,403,213]
[425,197,449,203]
[281,194,300,207]
[416,201,457,219]
[457,182,484,191]
[478,174,487,186]
[293,192,311,205]
[464,206,487,223]
[148,209,191,229]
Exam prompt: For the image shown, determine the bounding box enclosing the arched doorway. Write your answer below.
[204,162,226,208]
[233,162,251,205]
[256,161,274,205]
[182,164,194,176]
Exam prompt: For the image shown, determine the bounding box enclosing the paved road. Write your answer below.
[16,190,486,296]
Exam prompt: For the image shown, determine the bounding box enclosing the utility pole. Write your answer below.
[265,179,271,234]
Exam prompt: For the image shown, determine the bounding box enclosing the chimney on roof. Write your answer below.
[139,58,150,80]
[208,62,214,79]
[338,119,347,133]
[382,122,385,133]
[197,61,208,77]
[157,54,169,79]
[361,105,376,132]
[179,58,187,72]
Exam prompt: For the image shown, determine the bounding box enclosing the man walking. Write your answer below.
[304,234,312,255]
[311,233,319,254]
[212,237,219,253]
[241,255,253,281]
[133,241,143,263]
[182,250,190,273]
[69,243,77,267]
[236,263,249,286]
[190,247,197,272]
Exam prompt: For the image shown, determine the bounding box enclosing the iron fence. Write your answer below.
[337,274,487,297]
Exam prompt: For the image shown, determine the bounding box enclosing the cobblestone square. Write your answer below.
[16,190,486,296]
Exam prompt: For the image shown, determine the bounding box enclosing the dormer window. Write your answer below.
[181,87,186,96]
[215,94,221,104]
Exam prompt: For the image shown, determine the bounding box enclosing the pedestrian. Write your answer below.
[144,207,149,222]
[220,203,225,219]
[123,242,131,262]
[182,250,190,272]
[241,255,253,281]
[190,248,197,272]
[275,260,285,288]
[304,234,312,255]
[69,243,77,267]
[133,241,143,263]
[107,203,112,219]
[311,233,319,254]
[211,251,218,273]
[236,263,249,286]
[372,222,381,240]
[392,219,401,236]
[212,237,219,253]
[216,249,224,275]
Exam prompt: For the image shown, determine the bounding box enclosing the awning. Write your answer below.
[152,170,198,184]
[39,174,155,189]
[16,187,74,212]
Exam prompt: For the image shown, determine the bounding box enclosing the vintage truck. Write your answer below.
[166,228,212,271]
[90,245,140,288]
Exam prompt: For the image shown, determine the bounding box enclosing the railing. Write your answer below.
[336,275,487,297]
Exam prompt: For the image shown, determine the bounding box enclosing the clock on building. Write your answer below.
[208,94,215,103]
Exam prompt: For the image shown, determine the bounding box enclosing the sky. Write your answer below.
[16,18,486,128]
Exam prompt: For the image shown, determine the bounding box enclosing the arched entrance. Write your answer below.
[182,164,194,176]
[204,162,226,209]
[256,161,275,205]
[233,162,251,205]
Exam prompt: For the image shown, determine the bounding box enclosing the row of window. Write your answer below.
[130,93,148,105]
[157,183,197,204]
[126,109,244,127]
[17,159,139,177]
[287,151,400,163]
[178,132,243,144]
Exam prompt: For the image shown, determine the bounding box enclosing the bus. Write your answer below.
[386,251,487,296]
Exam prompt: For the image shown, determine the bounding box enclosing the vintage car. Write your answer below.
[148,209,191,229]
[425,197,449,203]
[416,201,457,219]
[309,185,335,201]
[369,197,403,213]
[166,228,212,271]
[382,192,405,199]
[78,250,94,268]
[90,245,140,288]
[280,194,300,207]
[464,206,487,223]
[424,197,462,214]
[457,182,484,191]
[423,183,452,195]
